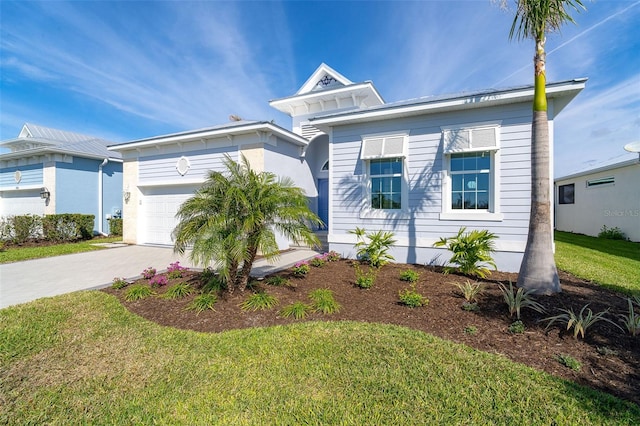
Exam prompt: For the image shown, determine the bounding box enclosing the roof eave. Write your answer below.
[108,122,308,152]
[310,79,587,127]
[269,82,385,113]
[555,158,639,181]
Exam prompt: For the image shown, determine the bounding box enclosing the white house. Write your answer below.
[0,123,123,234]
[110,64,586,271]
[555,158,640,242]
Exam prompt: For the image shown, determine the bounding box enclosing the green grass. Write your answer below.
[555,231,640,295]
[0,236,122,263]
[2,292,638,424]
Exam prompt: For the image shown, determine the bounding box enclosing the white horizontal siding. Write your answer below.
[138,147,236,184]
[0,165,43,187]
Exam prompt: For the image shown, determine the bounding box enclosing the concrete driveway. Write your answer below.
[0,245,319,309]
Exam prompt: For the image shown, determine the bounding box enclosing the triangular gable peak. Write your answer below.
[270,63,384,137]
[296,63,353,95]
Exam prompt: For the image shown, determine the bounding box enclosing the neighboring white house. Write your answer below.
[0,123,123,234]
[555,158,640,242]
[110,63,586,271]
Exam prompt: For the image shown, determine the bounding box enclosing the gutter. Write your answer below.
[98,158,108,235]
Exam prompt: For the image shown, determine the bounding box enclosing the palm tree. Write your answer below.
[503,0,585,294]
[173,154,321,293]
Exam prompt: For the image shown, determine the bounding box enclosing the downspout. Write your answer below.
[98,158,108,235]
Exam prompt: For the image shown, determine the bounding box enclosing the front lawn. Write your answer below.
[1,291,638,424]
[555,231,640,295]
[0,236,122,264]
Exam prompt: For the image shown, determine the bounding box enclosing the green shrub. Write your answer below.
[509,320,526,334]
[462,302,479,312]
[292,261,310,277]
[543,304,623,339]
[349,227,396,268]
[187,293,218,313]
[280,302,311,319]
[124,284,154,301]
[163,283,193,299]
[9,214,42,243]
[309,289,340,314]
[265,275,292,287]
[453,280,485,303]
[398,284,428,308]
[498,282,545,320]
[598,225,627,241]
[309,256,326,267]
[464,325,478,336]
[433,227,497,278]
[240,292,279,311]
[554,354,581,371]
[111,277,128,290]
[399,269,420,283]
[108,217,123,236]
[354,262,377,289]
[200,268,226,293]
[43,214,94,241]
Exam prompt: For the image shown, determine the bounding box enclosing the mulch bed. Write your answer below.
[103,259,640,406]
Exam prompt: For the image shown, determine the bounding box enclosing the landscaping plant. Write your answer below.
[453,280,485,303]
[279,302,312,319]
[464,325,478,336]
[498,281,545,320]
[124,284,154,301]
[398,283,428,308]
[543,304,623,339]
[240,292,279,311]
[399,269,420,283]
[187,293,217,313]
[309,289,340,314]
[433,227,497,278]
[554,353,582,371]
[353,262,377,289]
[509,320,526,334]
[618,298,640,336]
[111,277,128,290]
[162,283,193,300]
[142,267,156,280]
[292,261,310,277]
[349,227,396,268]
[149,275,168,288]
[598,225,627,241]
[166,261,187,279]
[265,275,292,287]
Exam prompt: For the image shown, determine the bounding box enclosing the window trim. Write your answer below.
[558,183,575,204]
[439,123,503,221]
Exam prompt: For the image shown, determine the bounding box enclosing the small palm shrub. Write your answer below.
[498,282,545,320]
[349,227,396,268]
[309,289,340,314]
[543,304,623,339]
[555,354,581,371]
[280,302,312,319]
[162,283,193,299]
[433,227,497,278]
[399,269,420,283]
[240,292,279,311]
[111,277,128,290]
[265,275,292,287]
[398,284,428,308]
[453,280,485,303]
[354,263,377,289]
[619,298,640,336]
[125,284,154,301]
[187,293,217,313]
[509,320,526,334]
[141,267,156,280]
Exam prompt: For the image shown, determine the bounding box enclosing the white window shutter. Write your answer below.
[471,128,497,149]
[361,135,406,159]
[383,136,405,157]
[444,129,471,153]
[362,138,384,158]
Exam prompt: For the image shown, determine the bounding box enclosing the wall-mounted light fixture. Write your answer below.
[123,186,131,202]
[40,187,50,199]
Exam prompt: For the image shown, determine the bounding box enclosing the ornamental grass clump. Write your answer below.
[240,292,279,311]
[187,293,217,313]
[162,283,193,300]
[453,280,485,303]
[280,302,312,319]
[309,288,340,314]
[619,298,640,336]
[124,284,154,301]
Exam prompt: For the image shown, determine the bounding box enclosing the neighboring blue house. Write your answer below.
[110,64,585,271]
[0,123,123,235]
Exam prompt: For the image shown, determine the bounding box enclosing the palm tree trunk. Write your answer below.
[517,35,561,295]
[237,244,259,292]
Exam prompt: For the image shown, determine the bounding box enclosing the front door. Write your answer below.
[317,178,328,230]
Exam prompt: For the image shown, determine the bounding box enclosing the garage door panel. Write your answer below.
[0,190,45,216]
[141,187,198,246]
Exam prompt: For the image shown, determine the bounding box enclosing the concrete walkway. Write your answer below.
[0,245,320,309]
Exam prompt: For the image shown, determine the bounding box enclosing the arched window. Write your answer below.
[321,160,329,171]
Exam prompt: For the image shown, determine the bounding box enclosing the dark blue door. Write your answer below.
[317,178,328,230]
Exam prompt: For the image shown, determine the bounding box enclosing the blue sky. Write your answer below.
[1,0,638,176]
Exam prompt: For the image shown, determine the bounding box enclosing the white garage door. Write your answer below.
[140,186,198,246]
[0,189,45,217]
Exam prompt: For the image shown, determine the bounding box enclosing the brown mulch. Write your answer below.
[103,260,640,406]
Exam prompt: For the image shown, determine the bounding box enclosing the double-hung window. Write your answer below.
[360,134,407,213]
[440,123,502,220]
